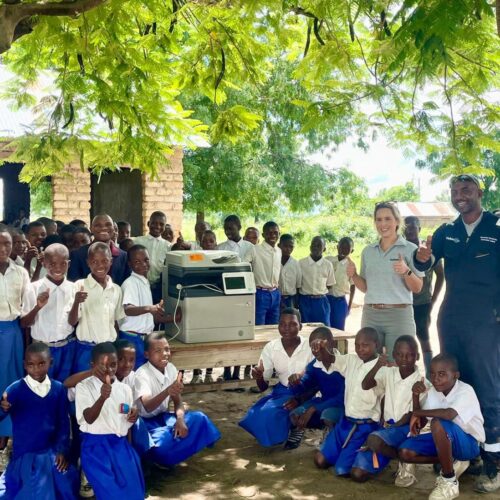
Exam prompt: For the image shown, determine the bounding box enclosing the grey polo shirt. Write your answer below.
[360,236,424,305]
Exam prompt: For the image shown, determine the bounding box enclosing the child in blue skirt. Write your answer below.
[286,326,345,449]
[0,343,78,499]
[75,342,144,500]
[134,332,221,466]
[239,307,314,447]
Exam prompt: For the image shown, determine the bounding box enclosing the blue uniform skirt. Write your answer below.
[118,331,146,369]
[0,449,79,500]
[80,433,144,500]
[48,340,76,382]
[328,295,349,330]
[0,320,23,437]
[320,416,380,475]
[143,411,221,466]
[299,295,331,326]
[239,383,294,447]
[73,341,95,373]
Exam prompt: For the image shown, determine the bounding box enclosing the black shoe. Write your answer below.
[284,429,305,450]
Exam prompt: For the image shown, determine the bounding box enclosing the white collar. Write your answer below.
[131,271,150,285]
[307,256,325,266]
[313,358,336,374]
[86,274,113,290]
[24,374,51,392]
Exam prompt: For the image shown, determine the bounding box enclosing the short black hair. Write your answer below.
[338,237,354,247]
[127,244,147,261]
[394,335,418,353]
[309,326,333,342]
[69,219,87,227]
[74,226,91,236]
[404,216,421,227]
[262,221,279,233]
[357,327,379,345]
[25,342,51,358]
[144,331,168,352]
[26,221,45,233]
[224,215,241,226]
[91,342,117,362]
[280,307,301,323]
[431,353,459,372]
[149,211,167,220]
[114,339,136,354]
[117,221,131,229]
[37,217,56,229]
[279,234,294,244]
[88,241,111,258]
[201,230,217,239]
[60,224,76,235]
[43,234,63,246]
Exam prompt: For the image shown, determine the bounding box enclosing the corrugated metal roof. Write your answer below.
[397,202,456,218]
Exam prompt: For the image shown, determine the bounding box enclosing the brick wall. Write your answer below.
[52,163,91,223]
[141,147,184,235]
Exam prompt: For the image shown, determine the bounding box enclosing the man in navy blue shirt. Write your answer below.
[415,175,500,493]
[67,214,130,285]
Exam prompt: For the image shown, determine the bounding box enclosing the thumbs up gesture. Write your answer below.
[37,288,50,309]
[416,235,433,263]
[101,374,112,400]
[251,360,265,381]
[74,284,88,305]
[412,376,428,396]
[393,253,409,275]
[1,392,11,412]
[346,257,357,278]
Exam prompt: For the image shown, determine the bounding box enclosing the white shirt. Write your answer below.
[0,259,31,321]
[217,239,254,260]
[122,371,136,391]
[326,256,353,297]
[29,257,47,279]
[333,354,383,421]
[119,272,155,334]
[259,337,314,386]
[299,256,336,296]
[133,234,171,284]
[374,366,426,422]
[71,275,125,343]
[24,374,51,398]
[14,256,24,267]
[279,256,302,296]
[423,380,485,443]
[22,277,74,342]
[134,361,179,417]
[76,376,134,436]
[244,242,281,288]
[312,349,341,374]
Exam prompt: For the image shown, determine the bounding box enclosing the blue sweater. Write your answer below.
[291,359,345,412]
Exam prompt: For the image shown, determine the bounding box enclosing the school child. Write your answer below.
[21,243,76,382]
[0,229,31,455]
[244,221,282,325]
[278,234,301,309]
[23,220,47,281]
[314,327,384,475]
[298,236,335,326]
[75,342,144,500]
[244,227,260,245]
[116,221,131,244]
[325,237,356,330]
[162,224,174,243]
[119,238,134,252]
[59,224,76,251]
[9,229,27,266]
[350,335,427,484]
[68,242,126,372]
[200,230,218,251]
[217,215,254,259]
[134,332,221,466]
[398,353,484,500]
[192,221,211,250]
[0,343,79,499]
[119,244,168,368]
[286,326,345,449]
[239,308,314,447]
[69,219,88,229]
[37,217,58,236]
[134,211,172,303]
[68,214,130,286]
[72,227,91,250]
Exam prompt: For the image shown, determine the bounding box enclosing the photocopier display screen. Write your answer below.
[224,276,246,290]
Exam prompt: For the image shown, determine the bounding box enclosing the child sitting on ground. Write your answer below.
[239,308,314,448]
[21,243,76,382]
[0,343,78,498]
[325,237,355,330]
[68,242,126,372]
[298,236,335,326]
[397,353,485,500]
[75,342,144,499]
[285,326,345,449]
[350,335,427,485]
[314,327,383,475]
[134,332,221,466]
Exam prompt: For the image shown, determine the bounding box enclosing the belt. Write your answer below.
[257,287,278,292]
[33,334,76,348]
[346,417,376,425]
[302,294,327,299]
[123,330,148,338]
[367,304,409,309]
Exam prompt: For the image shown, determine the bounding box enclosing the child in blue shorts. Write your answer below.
[350,335,427,485]
[314,327,383,475]
[398,353,484,500]
[285,326,345,449]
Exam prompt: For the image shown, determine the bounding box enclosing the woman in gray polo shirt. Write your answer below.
[346,202,424,357]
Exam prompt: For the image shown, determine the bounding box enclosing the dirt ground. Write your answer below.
[147,291,485,499]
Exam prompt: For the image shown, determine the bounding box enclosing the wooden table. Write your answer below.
[168,324,355,392]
